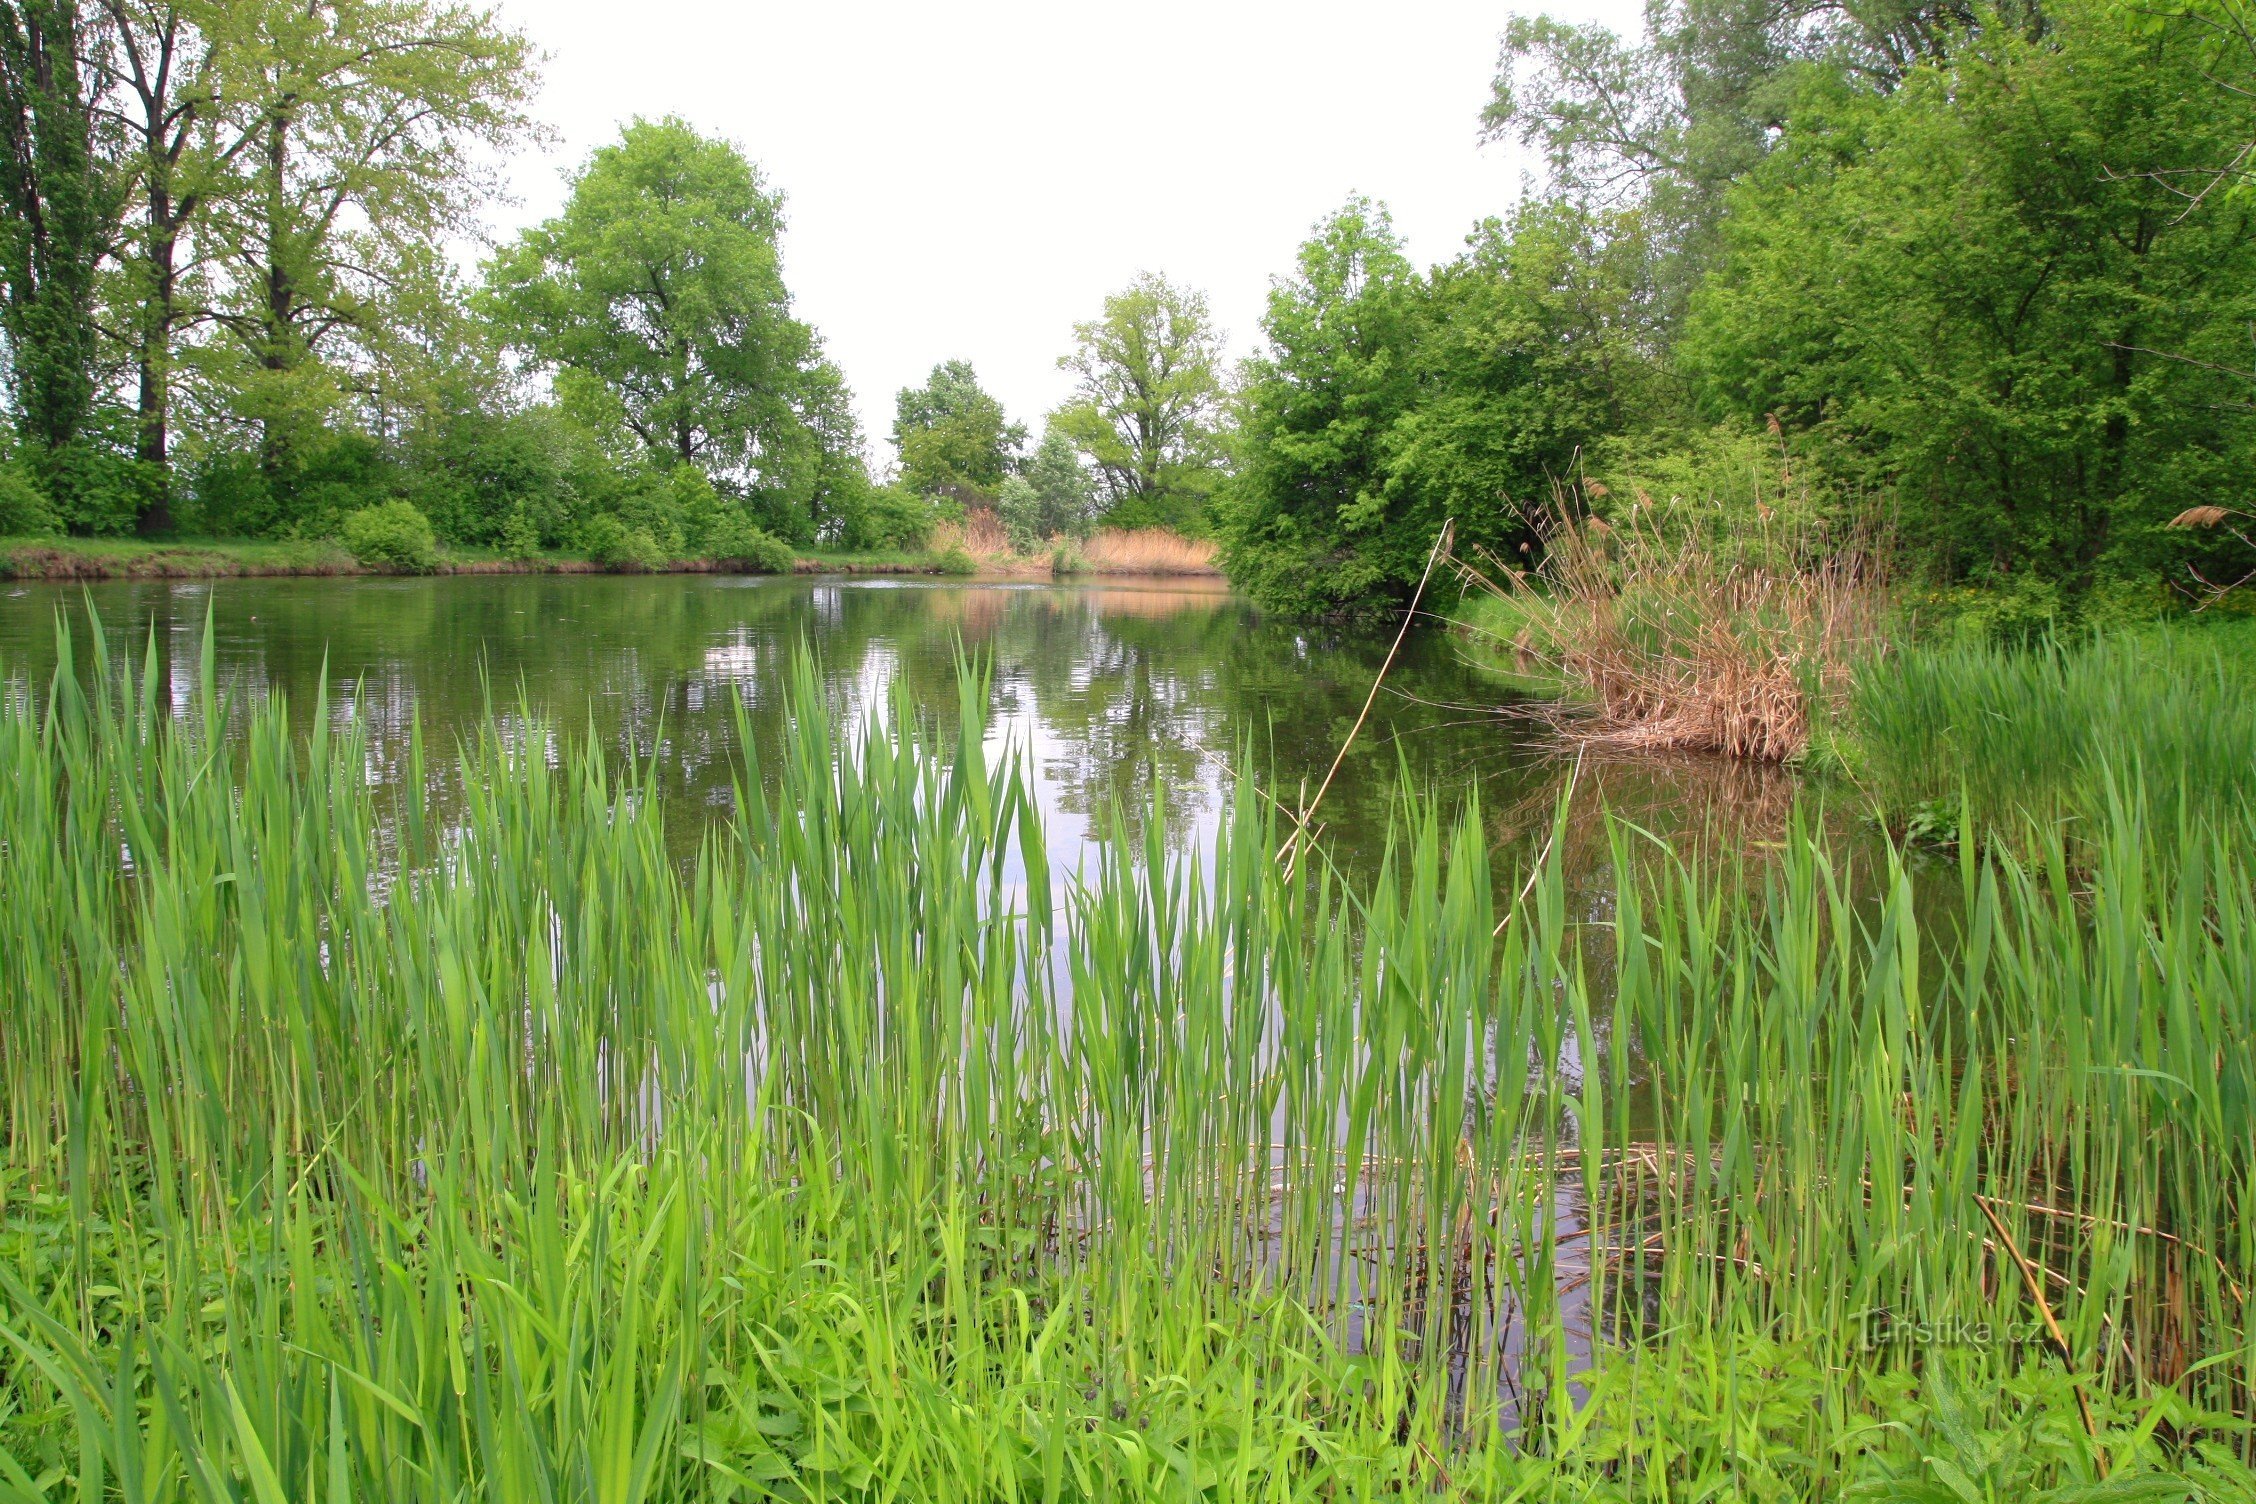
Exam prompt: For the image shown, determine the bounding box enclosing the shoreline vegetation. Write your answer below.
[0,522,1224,584]
[1,633,2248,1497]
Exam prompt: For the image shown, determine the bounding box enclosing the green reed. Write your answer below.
[1,620,2251,1501]
[1846,623,2256,845]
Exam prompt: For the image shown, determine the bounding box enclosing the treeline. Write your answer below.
[6,0,2250,606]
[0,3,1232,566]
[1216,0,2256,623]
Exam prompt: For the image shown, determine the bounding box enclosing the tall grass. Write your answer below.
[1,621,2251,1499]
[1847,623,2256,842]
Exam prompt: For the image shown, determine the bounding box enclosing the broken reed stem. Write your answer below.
[1281,519,1454,879]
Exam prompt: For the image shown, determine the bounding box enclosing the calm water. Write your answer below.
[0,573,1807,886]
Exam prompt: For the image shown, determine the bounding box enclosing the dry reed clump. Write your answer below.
[1463,489,1889,762]
[922,509,1223,577]
[1080,527,1221,576]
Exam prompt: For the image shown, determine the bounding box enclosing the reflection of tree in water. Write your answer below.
[0,577,1867,899]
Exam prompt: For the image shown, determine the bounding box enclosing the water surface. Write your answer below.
[0,573,1805,886]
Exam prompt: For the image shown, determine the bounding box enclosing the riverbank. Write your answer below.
[0,534,1226,583]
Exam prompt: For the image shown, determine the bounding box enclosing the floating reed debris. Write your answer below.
[0,619,2249,1498]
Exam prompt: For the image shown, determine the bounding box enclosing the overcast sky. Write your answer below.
[485,0,1647,467]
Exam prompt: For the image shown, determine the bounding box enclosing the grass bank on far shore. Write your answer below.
[2,529,1228,583]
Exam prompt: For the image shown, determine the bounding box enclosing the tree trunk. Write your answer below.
[258,103,295,485]
[135,193,179,535]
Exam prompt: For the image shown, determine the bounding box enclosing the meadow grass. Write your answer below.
[1842,621,2256,844]
[0,622,2251,1500]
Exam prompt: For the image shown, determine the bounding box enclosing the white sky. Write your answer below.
[485,0,1646,468]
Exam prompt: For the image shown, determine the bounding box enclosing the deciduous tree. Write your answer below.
[891,358,1023,502]
[1051,272,1225,533]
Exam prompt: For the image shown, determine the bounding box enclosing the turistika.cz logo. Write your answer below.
[1855,1309,2046,1351]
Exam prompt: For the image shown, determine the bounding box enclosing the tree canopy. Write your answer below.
[1051,272,1227,534]
[892,359,1024,503]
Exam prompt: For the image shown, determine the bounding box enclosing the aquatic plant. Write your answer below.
[0,622,2249,1499]
[1846,622,2256,844]
[1459,488,1888,761]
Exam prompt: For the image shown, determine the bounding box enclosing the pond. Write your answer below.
[0,572,1807,888]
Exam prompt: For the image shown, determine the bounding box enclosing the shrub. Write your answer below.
[339,500,439,572]
[581,513,666,571]
[996,476,1046,553]
[498,507,544,561]
[844,483,937,551]
[1050,541,1086,577]
[0,459,59,537]
[1459,489,1888,761]
[702,510,795,573]
[934,545,977,577]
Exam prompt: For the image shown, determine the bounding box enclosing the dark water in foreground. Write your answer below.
[0,573,1810,886]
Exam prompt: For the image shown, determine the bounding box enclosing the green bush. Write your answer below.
[934,545,977,577]
[844,483,937,551]
[581,513,666,571]
[498,507,544,561]
[995,475,1045,553]
[0,459,59,537]
[339,499,439,572]
[701,509,795,573]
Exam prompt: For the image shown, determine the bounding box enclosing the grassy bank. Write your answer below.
[0,535,956,581]
[0,627,2248,1498]
[1,530,1226,583]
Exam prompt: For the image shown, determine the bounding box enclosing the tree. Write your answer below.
[1681,0,2256,604]
[1215,201,1422,616]
[486,117,863,526]
[199,0,538,488]
[891,358,1023,502]
[0,0,119,520]
[92,0,255,530]
[1051,272,1226,533]
[1217,198,1636,618]
[997,427,1096,548]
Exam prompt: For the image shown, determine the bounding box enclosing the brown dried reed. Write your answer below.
[1463,490,1888,762]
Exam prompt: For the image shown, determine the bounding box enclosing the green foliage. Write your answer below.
[699,508,794,572]
[578,511,666,571]
[1218,198,1632,617]
[1681,0,2256,599]
[0,456,57,535]
[483,117,872,537]
[338,497,437,571]
[0,0,116,522]
[402,403,584,548]
[933,543,977,576]
[497,505,543,560]
[838,481,936,551]
[1051,272,1227,532]
[892,358,1024,501]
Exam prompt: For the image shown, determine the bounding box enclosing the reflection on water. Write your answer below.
[0,574,1828,887]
